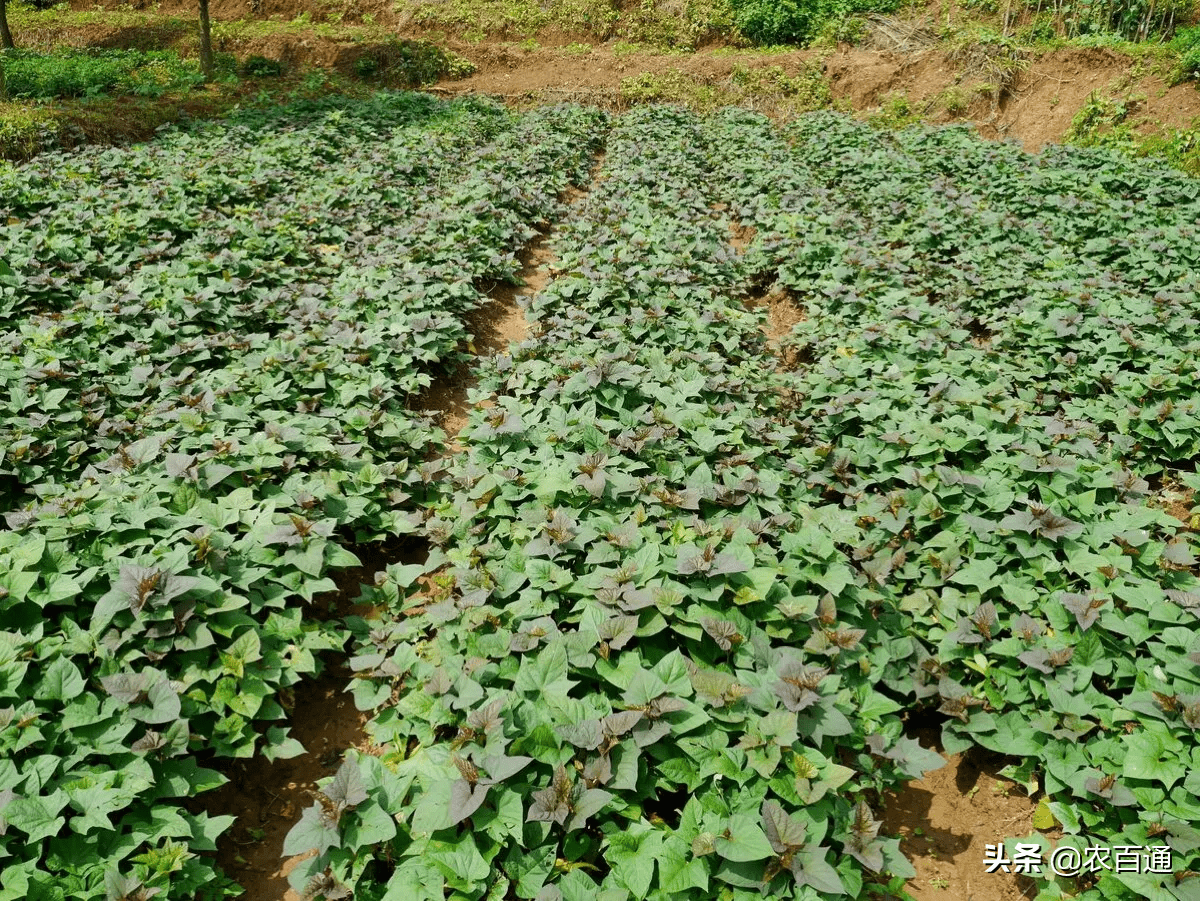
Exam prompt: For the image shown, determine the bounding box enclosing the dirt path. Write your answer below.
[725,214,806,367]
[416,159,603,450]
[882,725,1048,901]
[415,240,544,451]
[200,540,427,901]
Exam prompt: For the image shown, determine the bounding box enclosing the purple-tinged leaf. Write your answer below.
[791,847,845,895]
[448,779,489,827]
[762,800,806,854]
[1018,649,1054,675]
[1085,774,1137,807]
[303,871,351,901]
[527,765,572,826]
[1060,592,1107,631]
[104,871,162,901]
[880,736,946,779]
[164,453,198,479]
[1162,540,1197,568]
[1013,613,1045,642]
[710,552,749,575]
[702,618,742,651]
[100,672,153,705]
[598,615,638,650]
[556,720,603,750]
[325,759,368,810]
[466,698,505,735]
[602,710,643,737]
[1166,589,1200,611]
[425,668,452,696]
[618,585,656,612]
[582,754,613,788]
[775,663,827,712]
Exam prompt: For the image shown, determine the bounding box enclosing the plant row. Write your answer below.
[303,105,938,901]
[0,93,606,900]
[709,109,1200,901]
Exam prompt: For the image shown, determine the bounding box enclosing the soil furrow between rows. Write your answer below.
[201,150,607,901]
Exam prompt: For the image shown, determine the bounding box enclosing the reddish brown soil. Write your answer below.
[200,537,426,901]
[756,290,806,364]
[37,3,1200,151]
[1157,481,1197,529]
[415,162,600,448]
[201,669,375,901]
[883,726,1047,901]
[439,43,1200,150]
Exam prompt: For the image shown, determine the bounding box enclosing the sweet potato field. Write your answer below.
[2,93,1200,901]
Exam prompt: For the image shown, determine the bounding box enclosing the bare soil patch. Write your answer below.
[415,157,602,449]
[883,725,1045,901]
[1156,478,1197,529]
[201,667,375,901]
[724,211,755,255]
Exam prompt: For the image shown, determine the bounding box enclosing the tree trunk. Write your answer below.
[198,0,213,82]
[0,0,16,52]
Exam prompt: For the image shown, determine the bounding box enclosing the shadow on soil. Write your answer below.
[882,711,1046,901]
[196,534,429,901]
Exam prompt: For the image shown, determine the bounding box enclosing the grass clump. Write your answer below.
[406,0,621,42]
[620,0,741,50]
[0,102,63,158]
[0,47,204,100]
[866,91,924,127]
[619,60,832,114]
[1065,89,1200,176]
[937,83,972,115]
[351,40,476,84]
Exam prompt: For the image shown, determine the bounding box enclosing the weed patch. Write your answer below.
[619,60,832,114]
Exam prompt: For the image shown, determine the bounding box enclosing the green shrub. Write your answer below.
[354,55,381,78]
[1054,0,1193,42]
[241,54,284,77]
[812,12,867,45]
[1015,13,1058,45]
[1,48,204,100]
[1168,25,1200,83]
[369,41,477,84]
[730,0,899,47]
